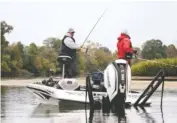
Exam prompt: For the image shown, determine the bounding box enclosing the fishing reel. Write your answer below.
[125,50,137,59]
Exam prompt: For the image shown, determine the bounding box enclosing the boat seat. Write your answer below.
[57,55,72,64]
[57,78,80,91]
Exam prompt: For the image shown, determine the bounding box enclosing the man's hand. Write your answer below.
[132,50,138,59]
[77,47,85,53]
[133,50,137,54]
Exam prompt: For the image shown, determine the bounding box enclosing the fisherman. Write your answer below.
[117,30,136,65]
[59,28,81,78]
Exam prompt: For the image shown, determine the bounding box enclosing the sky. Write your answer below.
[1,0,177,51]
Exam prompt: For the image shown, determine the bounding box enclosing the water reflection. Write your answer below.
[134,106,156,123]
[1,86,177,123]
[58,100,89,111]
[87,108,127,123]
[29,100,172,123]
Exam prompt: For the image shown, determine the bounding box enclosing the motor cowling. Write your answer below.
[104,59,131,102]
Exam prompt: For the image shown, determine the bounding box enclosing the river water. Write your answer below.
[1,86,177,123]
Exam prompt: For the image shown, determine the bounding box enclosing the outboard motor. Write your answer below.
[103,59,131,112]
[56,55,80,90]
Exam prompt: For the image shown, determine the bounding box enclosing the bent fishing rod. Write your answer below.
[81,8,108,48]
[83,8,108,112]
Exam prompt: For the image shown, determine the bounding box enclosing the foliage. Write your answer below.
[165,44,177,58]
[1,21,14,75]
[1,21,177,77]
[131,58,177,76]
[141,39,167,59]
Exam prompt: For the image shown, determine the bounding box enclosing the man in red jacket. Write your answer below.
[117,30,135,65]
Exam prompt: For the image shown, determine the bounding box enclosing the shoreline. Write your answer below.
[1,78,177,90]
[1,76,177,81]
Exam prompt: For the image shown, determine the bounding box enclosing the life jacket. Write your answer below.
[60,35,76,57]
[117,33,133,59]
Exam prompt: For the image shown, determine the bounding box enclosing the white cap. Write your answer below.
[67,28,75,33]
[121,29,129,36]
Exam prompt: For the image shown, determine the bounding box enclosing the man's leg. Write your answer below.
[69,56,78,78]
[71,61,77,77]
[65,63,73,78]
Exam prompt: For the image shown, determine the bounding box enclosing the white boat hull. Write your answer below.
[26,83,151,106]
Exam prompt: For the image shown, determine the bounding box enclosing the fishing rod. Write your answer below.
[81,8,108,48]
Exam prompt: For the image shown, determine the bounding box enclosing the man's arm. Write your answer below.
[64,37,80,49]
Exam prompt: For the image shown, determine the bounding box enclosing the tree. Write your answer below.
[23,43,39,75]
[43,37,62,53]
[1,21,14,76]
[38,44,58,76]
[9,42,24,69]
[141,39,167,59]
[112,50,118,60]
[94,49,114,70]
[1,21,13,53]
[165,44,177,58]
[99,47,111,54]
[27,43,38,56]
[1,55,11,72]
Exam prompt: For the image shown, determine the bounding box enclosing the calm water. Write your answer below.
[1,86,177,123]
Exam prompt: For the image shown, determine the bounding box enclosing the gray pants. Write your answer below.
[65,58,77,78]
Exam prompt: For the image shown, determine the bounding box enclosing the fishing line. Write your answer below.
[82,8,108,119]
[161,75,164,108]
[85,75,88,123]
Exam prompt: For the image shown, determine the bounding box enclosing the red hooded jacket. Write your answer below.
[117,33,133,59]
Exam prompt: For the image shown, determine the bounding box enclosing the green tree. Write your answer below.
[112,50,118,60]
[23,43,39,75]
[141,39,167,59]
[99,47,111,54]
[9,42,24,69]
[1,21,13,76]
[43,37,62,52]
[95,48,114,70]
[1,21,13,53]
[27,43,38,55]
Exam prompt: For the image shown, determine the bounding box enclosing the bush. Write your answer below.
[131,58,177,76]
[18,69,34,78]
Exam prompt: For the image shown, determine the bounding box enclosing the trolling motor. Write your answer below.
[41,69,56,86]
